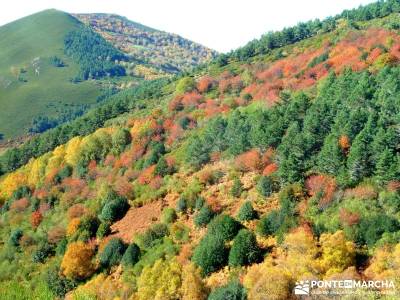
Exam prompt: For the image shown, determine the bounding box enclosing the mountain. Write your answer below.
[0,10,216,144]
[1,1,400,299]
[73,13,218,75]
[0,9,102,142]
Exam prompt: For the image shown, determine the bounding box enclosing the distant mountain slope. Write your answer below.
[0,10,216,143]
[73,13,218,74]
[0,10,103,141]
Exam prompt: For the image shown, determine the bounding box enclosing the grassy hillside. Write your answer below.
[0,10,216,143]
[0,9,101,140]
[1,1,400,299]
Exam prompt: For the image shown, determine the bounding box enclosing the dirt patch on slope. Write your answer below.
[110,201,162,243]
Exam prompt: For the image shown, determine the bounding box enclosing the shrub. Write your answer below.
[176,197,187,213]
[194,205,214,228]
[197,76,214,93]
[305,174,336,207]
[48,227,66,244]
[257,210,281,236]
[99,194,129,223]
[161,207,177,224]
[31,210,43,229]
[50,55,65,67]
[45,267,76,298]
[176,77,195,94]
[96,222,111,238]
[70,215,100,242]
[61,241,95,280]
[54,165,73,184]
[194,196,205,210]
[9,229,23,247]
[137,223,169,249]
[208,281,247,300]
[67,204,87,220]
[32,241,54,263]
[229,229,262,267]
[181,263,208,300]
[11,186,31,200]
[257,176,275,197]
[30,197,40,212]
[356,214,400,247]
[170,222,190,243]
[99,238,127,269]
[237,201,257,221]
[56,238,68,256]
[234,149,261,172]
[230,177,243,198]
[112,128,131,154]
[121,243,141,268]
[208,214,242,241]
[66,218,81,237]
[10,197,29,212]
[192,234,227,276]
[155,156,171,176]
[137,258,183,300]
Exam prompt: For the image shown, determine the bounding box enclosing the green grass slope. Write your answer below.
[0,9,101,140]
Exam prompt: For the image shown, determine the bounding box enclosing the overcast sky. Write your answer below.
[0,0,377,52]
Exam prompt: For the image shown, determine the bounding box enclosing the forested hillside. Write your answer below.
[0,1,400,299]
[74,14,218,75]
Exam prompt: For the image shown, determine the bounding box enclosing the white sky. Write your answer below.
[0,0,377,52]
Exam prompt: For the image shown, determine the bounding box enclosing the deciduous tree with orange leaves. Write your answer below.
[61,241,95,280]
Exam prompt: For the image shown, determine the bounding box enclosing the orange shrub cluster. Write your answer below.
[388,181,400,192]
[68,204,87,220]
[305,174,336,207]
[33,188,48,200]
[10,197,30,212]
[197,76,215,93]
[344,185,377,200]
[339,208,360,226]
[235,149,262,172]
[149,176,163,190]
[137,165,156,185]
[48,226,66,244]
[218,75,243,94]
[38,202,51,214]
[114,176,133,198]
[181,91,203,109]
[66,218,81,237]
[338,135,350,154]
[263,163,278,176]
[31,211,43,229]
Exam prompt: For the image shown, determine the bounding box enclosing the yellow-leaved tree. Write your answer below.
[181,263,208,300]
[317,230,355,277]
[365,243,400,284]
[244,260,293,300]
[137,258,182,300]
[27,155,50,187]
[0,171,28,201]
[61,241,95,280]
[280,226,319,277]
[45,144,66,178]
[65,136,83,166]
